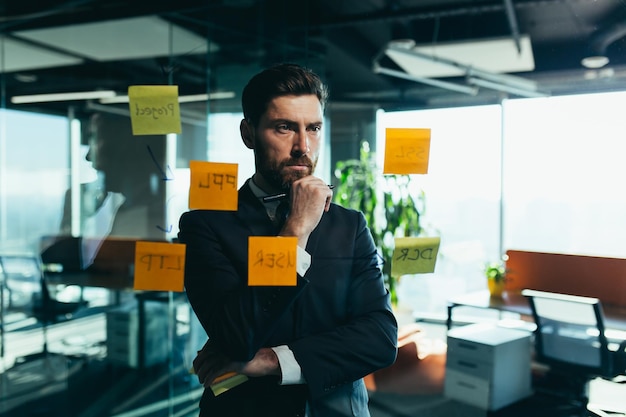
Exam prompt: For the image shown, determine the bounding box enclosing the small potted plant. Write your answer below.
[485,261,507,297]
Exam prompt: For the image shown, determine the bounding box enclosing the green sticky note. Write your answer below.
[391,236,441,276]
[128,85,182,135]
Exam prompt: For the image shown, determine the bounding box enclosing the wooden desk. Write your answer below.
[446,290,531,329]
[447,290,626,332]
[41,236,138,290]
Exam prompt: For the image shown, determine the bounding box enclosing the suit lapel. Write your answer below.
[302,205,332,256]
[237,180,276,236]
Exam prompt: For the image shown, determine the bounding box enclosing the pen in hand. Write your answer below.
[262,184,335,203]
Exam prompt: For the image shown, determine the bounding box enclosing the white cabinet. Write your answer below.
[444,323,533,410]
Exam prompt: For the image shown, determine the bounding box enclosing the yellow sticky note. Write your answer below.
[210,372,249,396]
[189,161,238,210]
[248,236,297,286]
[391,236,440,277]
[383,128,431,174]
[133,241,186,292]
[128,85,182,135]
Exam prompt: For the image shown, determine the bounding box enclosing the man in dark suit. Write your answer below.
[179,63,398,417]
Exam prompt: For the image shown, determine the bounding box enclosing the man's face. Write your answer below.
[251,95,323,191]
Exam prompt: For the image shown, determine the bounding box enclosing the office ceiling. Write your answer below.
[1,0,626,118]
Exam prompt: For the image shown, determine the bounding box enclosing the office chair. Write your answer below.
[26,256,88,360]
[522,289,626,414]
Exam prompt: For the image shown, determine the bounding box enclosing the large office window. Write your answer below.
[206,113,255,188]
[377,105,503,316]
[377,91,626,318]
[0,109,69,253]
[502,92,626,258]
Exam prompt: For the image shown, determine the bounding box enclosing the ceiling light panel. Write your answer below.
[0,37,82,72]
[387,35,536,79]
[14,16,216,62]
[11,90,117,104]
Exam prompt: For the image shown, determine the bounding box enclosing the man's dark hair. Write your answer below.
[241,63,329,126]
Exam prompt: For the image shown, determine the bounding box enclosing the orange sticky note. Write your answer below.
[189,161,238,210]
[383,128,431,174]
[134,241,186,292]
[248,236,297,286]
[128,85,182,135]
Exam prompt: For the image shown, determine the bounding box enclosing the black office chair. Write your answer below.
[522,289,626,414]
[27,256,88,359]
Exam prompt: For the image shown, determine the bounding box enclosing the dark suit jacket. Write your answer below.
[178,179,398,417]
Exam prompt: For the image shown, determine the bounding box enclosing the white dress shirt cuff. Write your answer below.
[272,345,306,385]
[297,246,311,277]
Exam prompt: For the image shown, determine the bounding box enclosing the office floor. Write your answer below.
[0,303,203,417]
[0,313,622,417]
[0,352,204,417]
[367,321,619,417]
[369,391,602,417]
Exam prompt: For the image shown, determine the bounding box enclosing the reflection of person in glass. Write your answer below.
[179,63,398,417]
[58,145,108,237]
[81,112,166,241]
[53,112,166,270]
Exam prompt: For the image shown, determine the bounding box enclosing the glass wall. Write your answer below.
[1,3,626,417]
[0,15,210,417]
[0,7,330,416]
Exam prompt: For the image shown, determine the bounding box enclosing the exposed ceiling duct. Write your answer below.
[374,37,549,99]
[582,21,626,69]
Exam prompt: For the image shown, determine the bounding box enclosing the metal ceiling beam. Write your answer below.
[297,0,568,31]
[373,63,479,96]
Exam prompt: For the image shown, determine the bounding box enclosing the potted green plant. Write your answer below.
[334,141,425,306]
[484,261,507,297]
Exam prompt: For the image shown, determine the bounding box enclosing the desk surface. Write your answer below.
[448,290,531,316]
[46,271,133,290]
[448,290,626,332]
